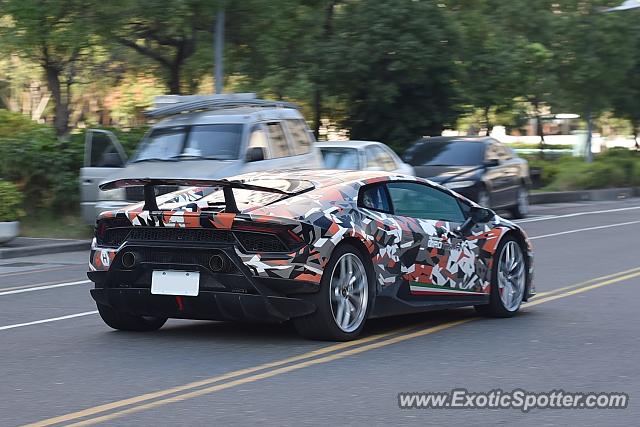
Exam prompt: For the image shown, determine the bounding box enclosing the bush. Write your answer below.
[0,180,24,222]
[532,151,640,191]
[0,110,148,213]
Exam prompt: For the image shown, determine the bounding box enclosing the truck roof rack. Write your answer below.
[145,93,299,119]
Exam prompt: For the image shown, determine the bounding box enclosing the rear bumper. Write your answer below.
[88,243,319,322]
[90,288,315,322]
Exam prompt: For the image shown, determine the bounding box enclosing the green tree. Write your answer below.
[96,0,217,95]
[0,0,95,136]
[552,0,636,161]
[325,0,461,149]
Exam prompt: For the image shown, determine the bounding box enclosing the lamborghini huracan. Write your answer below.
[88,170,534,341]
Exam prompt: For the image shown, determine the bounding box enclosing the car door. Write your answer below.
[80,129,127,224]
[495,142,521,204]
[242,122,297,172]
[383,181,484,296]
[483,141,510,207]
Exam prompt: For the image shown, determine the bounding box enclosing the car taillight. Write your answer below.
[95,218,131,246]
[232,222,305,248]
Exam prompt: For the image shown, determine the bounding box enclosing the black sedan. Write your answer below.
[402,137,531,218]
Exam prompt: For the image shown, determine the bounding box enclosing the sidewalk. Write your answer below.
[0,237,91,260]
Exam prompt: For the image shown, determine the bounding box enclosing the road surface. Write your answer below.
[1,199,639,426]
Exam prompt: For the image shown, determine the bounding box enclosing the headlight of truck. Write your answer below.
[444,180,475,190]
[99,188,126,201]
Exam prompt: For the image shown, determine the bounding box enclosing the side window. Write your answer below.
[485,143,500,162]
[265,122,291,158]
[373,146,397,171]
[248,125,270,159]
[495,142,512,160]
[366,146,397,171]
[359,184,391,213]
[88,132,125,167]
[286,119,312,155]
[365,146,379,169]
[386,182,465,223]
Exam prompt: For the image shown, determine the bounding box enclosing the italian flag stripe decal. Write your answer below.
[410,281,486,296]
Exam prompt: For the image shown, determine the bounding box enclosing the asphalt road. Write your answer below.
[1,199,639,426]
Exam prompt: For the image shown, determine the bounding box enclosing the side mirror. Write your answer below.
[484,158,500,168]
[246,147,265,162]
[456,206,495,236]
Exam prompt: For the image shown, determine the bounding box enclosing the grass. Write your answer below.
[20,213,93,240]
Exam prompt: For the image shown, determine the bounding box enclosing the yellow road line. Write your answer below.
[23,325,416,427]
[67,320,475,427]
[531,265,640,299]
[25,268,640,427]
[526,270,640,307]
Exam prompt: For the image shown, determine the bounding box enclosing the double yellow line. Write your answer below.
[25,266,640,427]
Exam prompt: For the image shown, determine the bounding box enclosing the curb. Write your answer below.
[0,239,91,260]
[531,187,640,205]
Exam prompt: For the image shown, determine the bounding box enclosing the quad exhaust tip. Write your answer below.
[209,254,227,272]
[121,252,137,269]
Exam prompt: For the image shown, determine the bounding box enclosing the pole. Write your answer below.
[214,7,225,94]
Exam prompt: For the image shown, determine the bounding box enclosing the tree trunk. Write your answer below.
[533,100,545,159]
[44,64,69,136]
[483,106,491,135]
[313,89,322,139]
[585,105,593,163]
[312,1,338,139]
[168,63,182,95]
[632,119,639,151]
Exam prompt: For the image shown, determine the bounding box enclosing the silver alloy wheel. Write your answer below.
[329,253,368,333]
[478,190,490,208]
[497,241,526,311]
[517,187,529,215]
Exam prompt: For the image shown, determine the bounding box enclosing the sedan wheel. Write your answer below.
[477,189,491,208]
[475,237,526,317]
[510,186,529,219]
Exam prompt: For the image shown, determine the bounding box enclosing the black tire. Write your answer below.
[293,243,374,341]
[509,185,529,219]
[97,303,167,331]
[475,236,526,318]
[476,187,491,208]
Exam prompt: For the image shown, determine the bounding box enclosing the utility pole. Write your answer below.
[214,6,225,94]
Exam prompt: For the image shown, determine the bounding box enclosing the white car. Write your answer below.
[317,140,414,175]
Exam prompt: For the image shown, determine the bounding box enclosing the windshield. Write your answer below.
[404,140,485,166]
[320,147,360,170]
[133,124,243,162]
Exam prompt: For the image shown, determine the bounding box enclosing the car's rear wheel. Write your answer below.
[293,243,373,341]
[475,237,526,317]
[97,303,167,331]
[509,185,529,219]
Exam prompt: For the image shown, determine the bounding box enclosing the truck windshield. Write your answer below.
[133,124,243,162]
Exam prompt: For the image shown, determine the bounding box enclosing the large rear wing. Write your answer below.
[99,178,302,214]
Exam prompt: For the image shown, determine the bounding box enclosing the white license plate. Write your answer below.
[151,270,200,296]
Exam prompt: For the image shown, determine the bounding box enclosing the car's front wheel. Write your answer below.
[97,303,167,331]
[475,237,526,317]
[293,243,373,341]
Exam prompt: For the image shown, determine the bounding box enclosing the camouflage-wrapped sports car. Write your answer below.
[88,170,534,340]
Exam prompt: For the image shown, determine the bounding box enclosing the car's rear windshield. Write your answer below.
[133,124,243,162]
[320,147,360,170]
[403,140,485,166]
